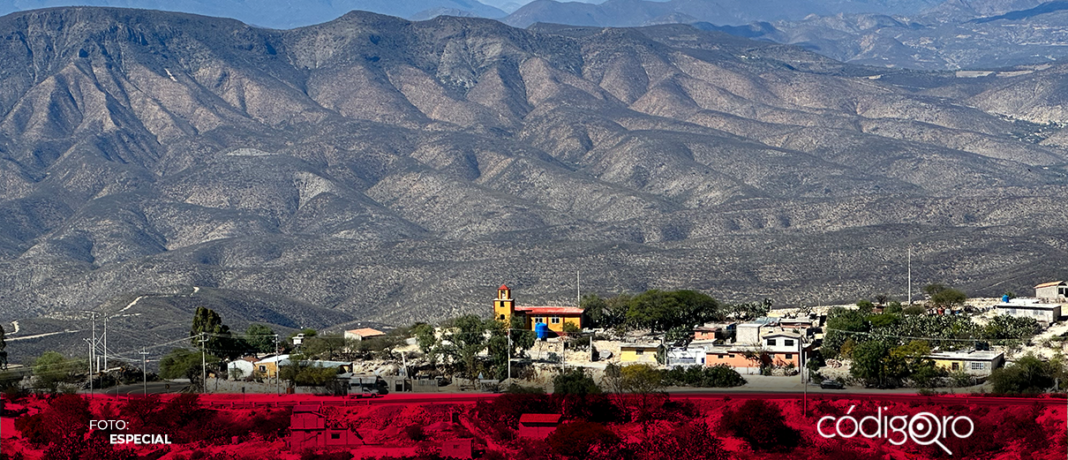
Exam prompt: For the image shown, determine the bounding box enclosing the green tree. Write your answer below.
[856,299,875,314]
[443,315,490,379]
[581,294,609,328]
[887,340,933,382]
[989,353,1057,394]
[190,307,240,359]
[620,363,666,435]
[33,351,83,392]
[822,307,868,359]
[885,301,903,315]
[301,333,348,361]
[931,289,966,308]
[279,356,341,387]
[626,290,680,332]
[903,304,927,315]
[553,368,601,396]
[850,341,893,387]
[509,313,536,355]
[159,348,219,390]
[412,323,436,353]
[244,324,276,354]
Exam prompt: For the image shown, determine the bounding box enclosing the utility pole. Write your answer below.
[590,334,594,362]
[140,347,149,395]
[91,313,96,375]
[85,339,93,394]
[576,270,580,307]
[103,316,108,373]
[199,333,208,393]
[907,245,912,306]
[273,334,280,395]
[506,328,511,384]
[800,338,806,416]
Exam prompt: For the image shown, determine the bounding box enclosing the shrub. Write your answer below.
[717,399,800,452]
[547,421,619,458]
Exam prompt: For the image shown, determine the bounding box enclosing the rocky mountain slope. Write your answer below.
[2,7,1068,359]
[0,0,507,28]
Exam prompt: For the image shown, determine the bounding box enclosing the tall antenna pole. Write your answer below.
[908,245,912,306]
[576,270,581,307]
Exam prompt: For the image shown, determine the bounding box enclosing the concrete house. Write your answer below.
[619,343,661,364]
[666,346,708,367]
[927,350,1004,375]
[735,317,780,345]
[995,298,1061,325]
[1034,281,1068,302]
[288,404,362,451]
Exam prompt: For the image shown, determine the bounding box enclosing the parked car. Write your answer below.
[820,379,845,389]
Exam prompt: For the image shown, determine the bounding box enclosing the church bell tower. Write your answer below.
[494,284,515,324]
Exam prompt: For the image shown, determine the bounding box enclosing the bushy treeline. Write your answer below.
[660,364,747,388]
[821,301,1043,388]
[581,290,769,343]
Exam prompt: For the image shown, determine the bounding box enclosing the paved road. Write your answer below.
[96,381,190,395]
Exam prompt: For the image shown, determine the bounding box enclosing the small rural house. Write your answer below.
[619,343,661,364]
[693,322,735,341]
[518,414,562,439]
[345,328,386,341]
[995,298,1061,325]
[735,317,780,345]
[927,350,1004,375]
[288,404,362,451]
[1034,281,1068,302]
[666,346,708,367]
[441,438,473,459]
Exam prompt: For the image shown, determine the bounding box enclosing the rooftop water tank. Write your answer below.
[535,322,549,340]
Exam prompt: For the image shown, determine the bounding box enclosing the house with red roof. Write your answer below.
[493,285,583,332]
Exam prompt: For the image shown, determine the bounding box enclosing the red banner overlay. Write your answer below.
[1,392,1064,459]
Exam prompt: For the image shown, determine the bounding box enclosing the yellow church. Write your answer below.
[493,285,584,332]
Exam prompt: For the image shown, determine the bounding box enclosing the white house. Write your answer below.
[995,298,1061,325]
[666,346,708,367]
[227,357,257,379]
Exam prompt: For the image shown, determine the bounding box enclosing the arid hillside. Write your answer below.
[2,7,1068,358]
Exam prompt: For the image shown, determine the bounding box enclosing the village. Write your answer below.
[223,281,1068,398]
[3,282,1067,460]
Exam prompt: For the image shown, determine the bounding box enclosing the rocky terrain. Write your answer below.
[2,7,1068,360]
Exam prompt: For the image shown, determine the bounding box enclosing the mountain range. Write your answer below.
[3,7,1068,360]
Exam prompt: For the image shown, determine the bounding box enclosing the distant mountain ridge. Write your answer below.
[503,0,944,28]
[3,7,1068,360]
[0,0,507,28]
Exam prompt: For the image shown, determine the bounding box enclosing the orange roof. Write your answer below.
[500,284,509,290]
[515,306,583,315]
[519,413,561,424]
[1035,281,1065,288]
[347,328,385,337]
